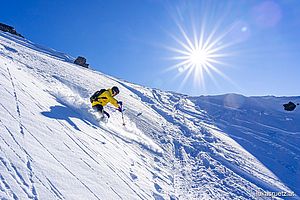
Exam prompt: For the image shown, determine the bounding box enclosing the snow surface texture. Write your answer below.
[0,31,299,200]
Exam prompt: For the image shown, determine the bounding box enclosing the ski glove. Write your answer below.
[117,106,122,112]
[117,101,123,112]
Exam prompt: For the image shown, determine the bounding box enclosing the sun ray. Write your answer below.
[170,55,191,60]
[205,62,233,83]
[168,32,193,53]
[162,45,191,56]
[204,26,234,52]
[205,58,228,66]
[178,64,195,91]
[192,23,198,50]
[174,63,193,80]
[202,64,221,90]
[175,21,195,52]
[202,21,220,51]
[206,40,239,55]
[163,59,191,73]
[206,53,231,58]
[193,65,202,88]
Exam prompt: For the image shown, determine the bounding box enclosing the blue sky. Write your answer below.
[2,0,300,96]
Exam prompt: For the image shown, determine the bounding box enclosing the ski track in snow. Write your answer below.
[6,66,25,136]
[0,31,299,199]
[24,121,102,200]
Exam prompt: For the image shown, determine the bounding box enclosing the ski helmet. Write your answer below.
[112,86,119,95]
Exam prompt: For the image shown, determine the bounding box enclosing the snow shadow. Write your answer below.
[41,105,93,131]
[2,45,18,53]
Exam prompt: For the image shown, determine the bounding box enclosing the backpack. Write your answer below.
[90,89,106,103]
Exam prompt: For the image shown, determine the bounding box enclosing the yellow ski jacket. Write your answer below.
[91,89,119,108]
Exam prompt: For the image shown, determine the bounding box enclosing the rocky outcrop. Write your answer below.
[74,56,89,68]
[0,23,24,38]
[283,101,299,111]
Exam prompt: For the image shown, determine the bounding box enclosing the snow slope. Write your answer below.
[0,31,299,200]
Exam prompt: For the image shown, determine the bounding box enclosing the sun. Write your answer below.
[189,48,208,66]
[163,6,237,92]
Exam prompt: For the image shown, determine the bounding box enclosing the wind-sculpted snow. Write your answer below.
[190,94,300,196]
[124,87,299,199]
[0,31,299,199]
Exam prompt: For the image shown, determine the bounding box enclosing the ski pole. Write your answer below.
[120,104,125,126]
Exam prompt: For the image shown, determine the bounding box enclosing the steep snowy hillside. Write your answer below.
[0,31,299,200]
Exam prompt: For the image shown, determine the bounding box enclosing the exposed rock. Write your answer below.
[74,56,89,68]
[0,23,24,38]
[283,101,298,111]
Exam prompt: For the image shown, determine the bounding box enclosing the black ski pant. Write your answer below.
[92,104,110,118]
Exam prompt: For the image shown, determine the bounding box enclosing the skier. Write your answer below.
[90,86,122,120]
